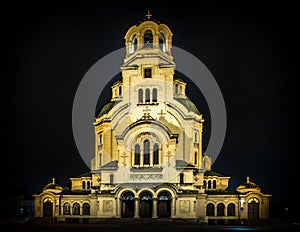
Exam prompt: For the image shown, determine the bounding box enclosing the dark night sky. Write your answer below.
[2,2,297,219]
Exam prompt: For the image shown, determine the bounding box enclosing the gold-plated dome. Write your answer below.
[43,178,63,193]
[236,176,261,192]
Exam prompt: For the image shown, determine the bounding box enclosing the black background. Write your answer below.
[2,1,297,220]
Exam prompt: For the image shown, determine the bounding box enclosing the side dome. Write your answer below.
[236,176,261,193]
[43,178,63,193]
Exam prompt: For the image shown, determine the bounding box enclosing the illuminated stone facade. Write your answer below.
[33,14,271,224]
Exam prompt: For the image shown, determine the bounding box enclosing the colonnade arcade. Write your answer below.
[117,188,175,218]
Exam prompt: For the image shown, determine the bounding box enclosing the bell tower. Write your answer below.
[121,12,176,107]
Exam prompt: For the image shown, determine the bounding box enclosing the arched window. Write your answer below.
[213,180,217,189]
[138,89,143,103]
[72,203,80,215]
[145,88,150,103]
[180,173,184,184]
[143,30,153,48]
[203,180,207,189]
[153,144,159,165]
[134,144,140,165]
[194,152,197,165]
[82,181,86,190]
[227,203,235,216]
[143,140,150,165]
[63,203,70,215]
[132,35,138,53]
[159,33,166,52]
[87,181,91,189]
[82,203,90,215]
[206,203,214,216]
[208,180,211,189]
[217,203,225,216]
[248,197,259,203]
[152,88,157,102]
[119,86,122,96]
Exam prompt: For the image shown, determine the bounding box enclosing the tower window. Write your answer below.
[159,33,166,52]
[87,181,91,189]
[143,30,153,48]
[153,144,159,165]
[82,181,86,190]
[133,36,137,52]
[145,88,150,103]
[138,89,143,103]
[194,152,197,165]
[143,140,150,165]
[152,88,157,102]
[144,68,152,78]
[134,144,140,165]
[130,35,138,54]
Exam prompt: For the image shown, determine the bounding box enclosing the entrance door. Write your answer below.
[248,198,259,223]
[157,191,171,218]
[43,198,53,218]
[139,191,153,218]
[121,191,134,218]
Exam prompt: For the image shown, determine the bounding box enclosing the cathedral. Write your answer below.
[33,13,271,225]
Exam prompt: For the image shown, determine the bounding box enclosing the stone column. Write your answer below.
[171,197,176,218]
[134,198,139,218]
[152,197,158,218]
[117,198,122,218]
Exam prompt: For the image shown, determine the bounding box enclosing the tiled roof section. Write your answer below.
[204,170,225,177]
[76,171,91,178]
[99,160,119,170]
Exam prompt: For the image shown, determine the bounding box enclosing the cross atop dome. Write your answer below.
[145,10,152,20]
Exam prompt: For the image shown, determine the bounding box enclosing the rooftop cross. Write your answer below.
[120,152,128,166]
[165,151,172,167]
[143,106,151,117]
[158,109,166,117]
[145,10,152,20]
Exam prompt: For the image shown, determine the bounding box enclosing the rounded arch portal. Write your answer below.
[121,191,135,218]
[157,190,172,218]
[139,190,153,218]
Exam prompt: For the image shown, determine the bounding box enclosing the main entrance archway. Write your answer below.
[139,191,153,218]
[157,191,171,218]
[248,198,259,223]
[43,197,53,218]
[121,191,135,218]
